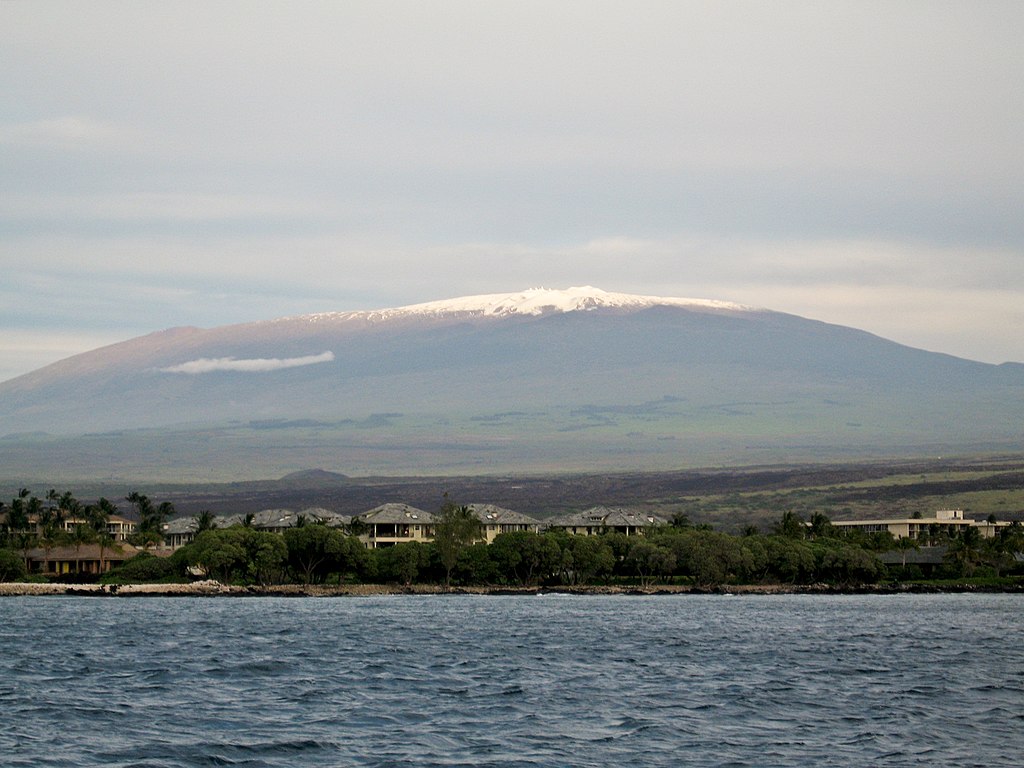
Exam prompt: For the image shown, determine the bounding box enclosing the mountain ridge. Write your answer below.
[1,286,1021,480]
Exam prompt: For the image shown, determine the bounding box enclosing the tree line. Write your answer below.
[2,493,1022,587]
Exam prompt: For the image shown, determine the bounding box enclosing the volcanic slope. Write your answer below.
[1,286,1022,479]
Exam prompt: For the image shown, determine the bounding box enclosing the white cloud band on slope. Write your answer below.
[161,351,334,374]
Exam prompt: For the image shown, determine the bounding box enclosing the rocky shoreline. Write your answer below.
[1,581,1021,597]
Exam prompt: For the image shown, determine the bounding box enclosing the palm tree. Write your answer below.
[947,525,983,577]
[774,511,806,540]
[68,523,96,574]
[58,491,82,522]
[6,492,33,569]
[127,492,172,548]
[84,498,117,575]
[808,512,832,539]
[29,495,65,575]
[195,510,218,533]
[894,535,920,567]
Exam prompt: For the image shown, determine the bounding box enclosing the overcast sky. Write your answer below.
[2,1,1023,382]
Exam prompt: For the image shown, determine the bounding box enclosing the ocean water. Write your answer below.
[0,594,1021,767]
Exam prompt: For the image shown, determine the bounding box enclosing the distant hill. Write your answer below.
[277,469,350,487]
[1,286,1022,481]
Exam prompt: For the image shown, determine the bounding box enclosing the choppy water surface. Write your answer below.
[1,594,1021,767]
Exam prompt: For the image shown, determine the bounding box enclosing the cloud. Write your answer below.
[0,116,135,148]
[160,351,334,375]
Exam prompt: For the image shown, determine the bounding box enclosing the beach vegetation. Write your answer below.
[0,548,27,581]
[433,499,482,587]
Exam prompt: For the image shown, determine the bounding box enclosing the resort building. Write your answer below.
[161,507,351,548]
[155,502,663,551]
[355,504,435,548]
[23,543,149,576]
[545,506,668,536]
[162,517,200,549]
[103,515,137,542]
[466,504,542,543]
[831,509,1008,541]
[1,510,137,543]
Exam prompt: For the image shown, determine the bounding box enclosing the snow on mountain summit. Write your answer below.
[392,286,751,316]
[298,287,752,324]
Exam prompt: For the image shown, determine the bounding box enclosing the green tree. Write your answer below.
[865,530,897,551]
[433,500,481,587]
[815,542,883,585]
[893,535,920,567]
[56,490,83,523]
[4,491,34,564]
[808,512,832,539]
[657,529,742,587]
[774,511,806,540]
[983,522,1023,576]
[488,531,525,584]
[240,529,287,586]
[738,535,770,582]
[127,492,173,548]
[103,551,179,584]
[68,522,97,574]
[624,539,675,587]
[87,497,118,574]
[669,512,692,529]
[0,548,27,581]
[35,494,64,575]
[489,531,561,586]
[946,525,983,577]
[189,528,248,583]
[561,535,615,585]
[764,536,816,583]
[283,525,359,584]
[348,516,368,537]
[454,542,498,585]
[194,510,218,533]
[377,542,428,585]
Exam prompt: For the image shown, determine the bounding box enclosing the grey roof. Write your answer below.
[301,508,351,527]
[466,503,541,526]
[359,503,433,524]
[164,507,350,534]
[163,517,199,535]
[547,506,668,529]
[25,543,146,561]
[248,508,304,530]
[229,512,348,528]
[877,546,949,566]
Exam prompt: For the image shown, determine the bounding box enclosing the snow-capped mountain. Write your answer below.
[294,286,752,323]
[1,287,1022,480]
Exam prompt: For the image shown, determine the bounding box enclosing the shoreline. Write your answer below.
[1,581,1021,597]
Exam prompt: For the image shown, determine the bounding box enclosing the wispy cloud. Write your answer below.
[0,115,139,148]
[160,351,334,375]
